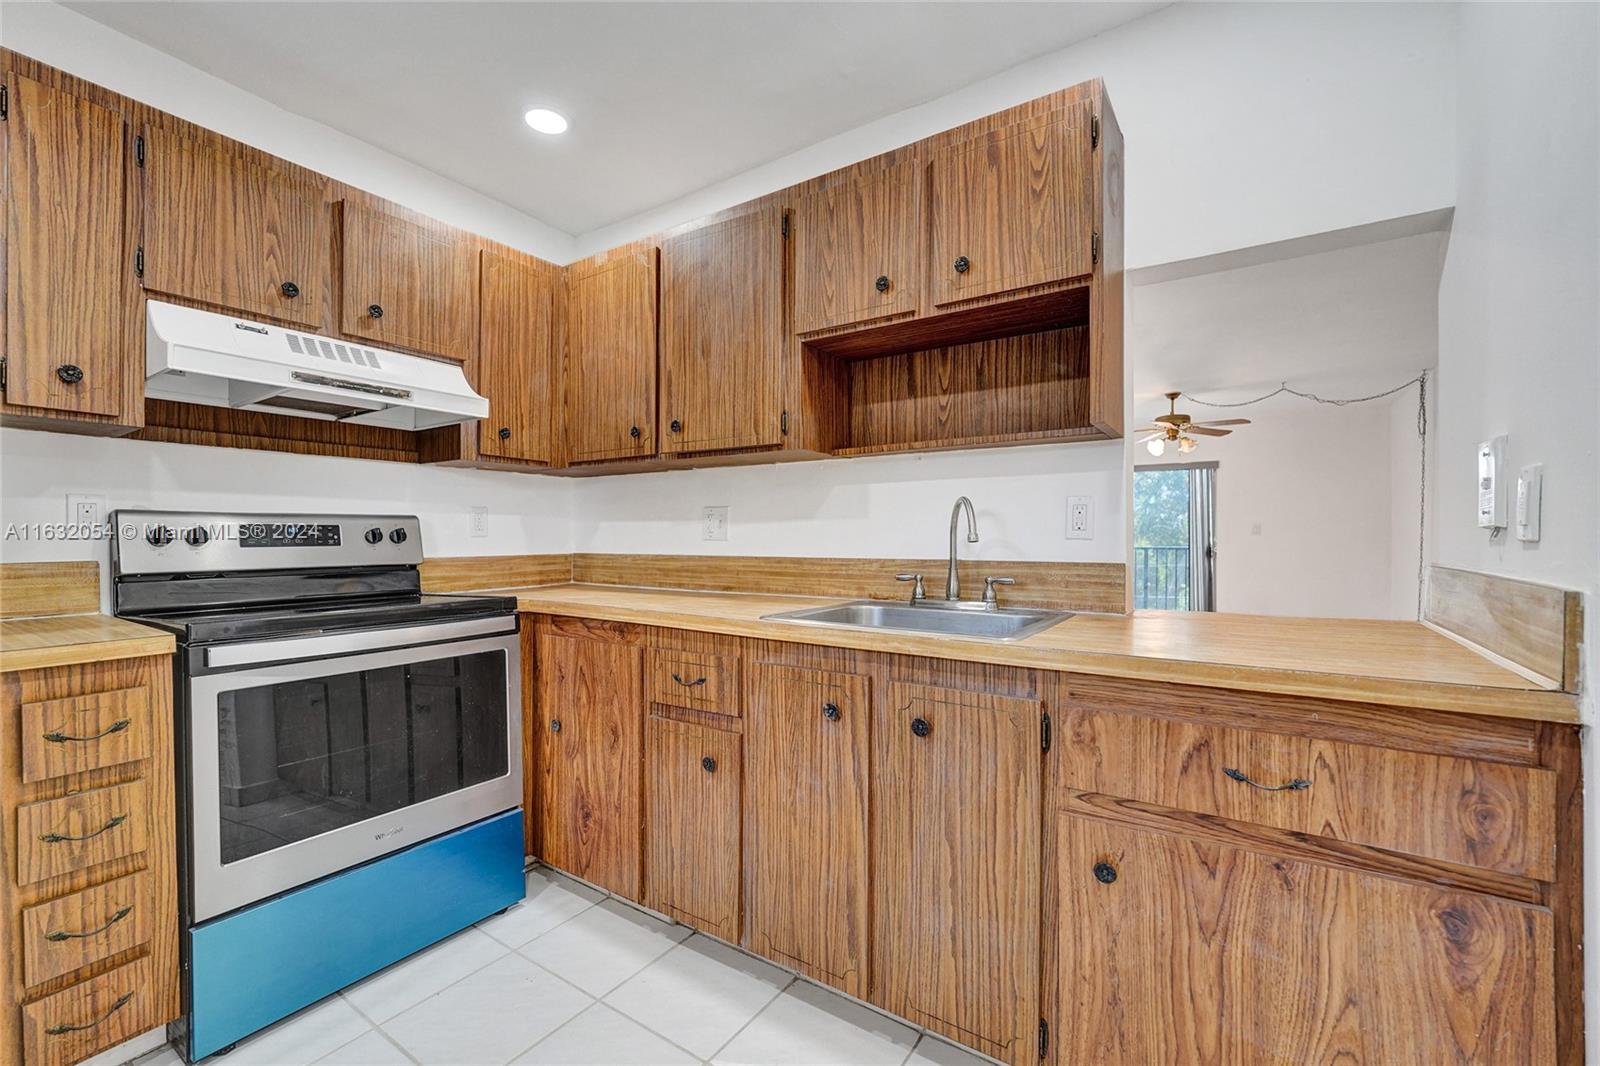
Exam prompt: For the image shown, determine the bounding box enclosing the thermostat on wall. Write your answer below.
[1477,435,1507,529]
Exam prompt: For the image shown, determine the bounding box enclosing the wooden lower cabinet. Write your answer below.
[644,716,741,940]
[871,682,1043,1065]
[1052,814,1556,1064]
[743,663,870,996]
[534,623,644,897]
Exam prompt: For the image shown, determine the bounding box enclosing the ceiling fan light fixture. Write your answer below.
[1146,437,1166,457]
[1178,436,1198,454]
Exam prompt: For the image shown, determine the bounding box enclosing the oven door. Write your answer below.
[186,618,521,922]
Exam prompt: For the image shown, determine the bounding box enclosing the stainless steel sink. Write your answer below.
[761,600,1072,642]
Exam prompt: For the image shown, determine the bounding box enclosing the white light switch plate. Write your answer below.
[1515,464,1542,542]
[470,506,489,537]
[1066,496,1093,540]
[703,505,729,541]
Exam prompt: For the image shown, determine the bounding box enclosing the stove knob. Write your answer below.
[145,526,174,547]
[364,527,384,545]
[389,528,408,545]
[184,527,210,547]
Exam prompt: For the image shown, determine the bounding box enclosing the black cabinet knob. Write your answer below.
[280,281,301,299]
[1093,862,1118,884]
[629,425,642,439]
[56,364,84,384]
[498,427,511,440]
[184,527,210,547]
[875,275,890,293]
[953,255,970,274]
[910,717,931,738]
[669,419,682,434]
[550,719,562,733]
[367,303,384,319]
[145,526,174,547]
[364,527,384,545]
[822,702,841,722]
[389,528,407,544]
[701,756,717,773]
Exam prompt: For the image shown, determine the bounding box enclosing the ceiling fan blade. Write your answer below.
[1192,418,1251,427]
[1137,432,1166,443]
[1187,426,1232,437]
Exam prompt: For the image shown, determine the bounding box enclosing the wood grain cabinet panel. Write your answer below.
[15,779,150,887]
[659,207,787,455]
[20,871,149,988]
[564,249,657,463]
[645,716,741,940]
[929,102,1094,308]
[871,682,1041,1065]
[535,630,643,897]
[1053,814,1556,1064]
[1056,708,1557,879]
[792,160,921,335]
[338,202,478,361]
[21,956,152,1066]
[476,250,556,463]
[744,663,870,996]
[19,686,150,785]
[2,72,129,417]
[139,127,329,327]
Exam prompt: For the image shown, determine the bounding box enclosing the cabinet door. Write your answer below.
[645,716,741,940]
[792,159,921,335]
[535,631,643,897]
[929,102,1094,308]
[140,127,328,328]
[659,207,786,454]
[2,73,129,416]
[872,682,1042,1064]
[565,250,656,463]
[744,664,869,996]
[339,202,478,361]
[1054,815,1556,1064]
[477,251,555,463]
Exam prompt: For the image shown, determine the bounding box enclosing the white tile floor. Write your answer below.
[123,866,998,1066]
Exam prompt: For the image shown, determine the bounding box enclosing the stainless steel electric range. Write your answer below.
[111,510,526,1061]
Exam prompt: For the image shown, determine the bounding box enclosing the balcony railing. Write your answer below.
[1133,546,1190,610]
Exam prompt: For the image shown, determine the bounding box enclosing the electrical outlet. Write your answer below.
[67,494,106,537]
[470,506,489,538]
[702,505,729,542]
[1066,496,1093,540]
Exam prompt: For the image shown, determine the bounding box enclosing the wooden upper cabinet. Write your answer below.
[564,249,657,463]
[476,250,555,464]
[929,101,1095,308]
[139,127,328,328]
[1053,815,1556,1064]
[645,716,742,941]
[791,159,921,335]
[338,202,478,361]
[659,207,787,454]
[872,682,1042,1065]
[744,663,870,998]
[2,73,129,418]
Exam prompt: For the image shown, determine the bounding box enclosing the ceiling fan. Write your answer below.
[1138,391,1250,457]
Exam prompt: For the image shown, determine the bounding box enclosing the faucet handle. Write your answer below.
[895,572,927,603]
[982,576,1015,606]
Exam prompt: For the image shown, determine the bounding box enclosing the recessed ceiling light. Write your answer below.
[523,108,568,135]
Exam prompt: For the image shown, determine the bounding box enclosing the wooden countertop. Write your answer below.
[0,614,176,673]
[501,584,1579,723]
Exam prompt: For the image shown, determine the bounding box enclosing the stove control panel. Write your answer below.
[111,510,425,575]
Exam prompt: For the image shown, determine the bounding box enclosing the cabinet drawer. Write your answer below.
[21,872,151,988]
[1057,710,1557,880]
[22,957,151,1066]
[647,649,740,717]
[16,780,150,887]
[20,687,151,785]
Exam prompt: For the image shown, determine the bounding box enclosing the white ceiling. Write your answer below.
[67,1,1165,238]
[1129,213,1450,423]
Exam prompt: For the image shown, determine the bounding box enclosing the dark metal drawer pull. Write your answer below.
[822,702,841,722]
[910,717,931,738]
[43,719,130,744]
[41,813,128,844]
[1223,767,1311,792]
[45,905,134,942]
[671,672,707,688]
[45,991,134,1036]
[701,756,717,773]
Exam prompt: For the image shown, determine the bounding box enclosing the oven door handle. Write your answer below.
[205,615,517,668]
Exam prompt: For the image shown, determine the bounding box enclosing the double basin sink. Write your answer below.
[762,599,1072,642]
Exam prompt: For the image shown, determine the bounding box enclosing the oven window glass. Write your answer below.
[215,650,508,864]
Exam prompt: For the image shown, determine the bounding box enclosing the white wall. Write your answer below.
[1139,397,1417,619]
[578,2,1458,267]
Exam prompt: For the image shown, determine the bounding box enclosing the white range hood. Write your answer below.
[144,300,488,431]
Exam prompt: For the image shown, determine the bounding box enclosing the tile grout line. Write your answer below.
[331,990,421,1066]
[701,973,800,1064]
